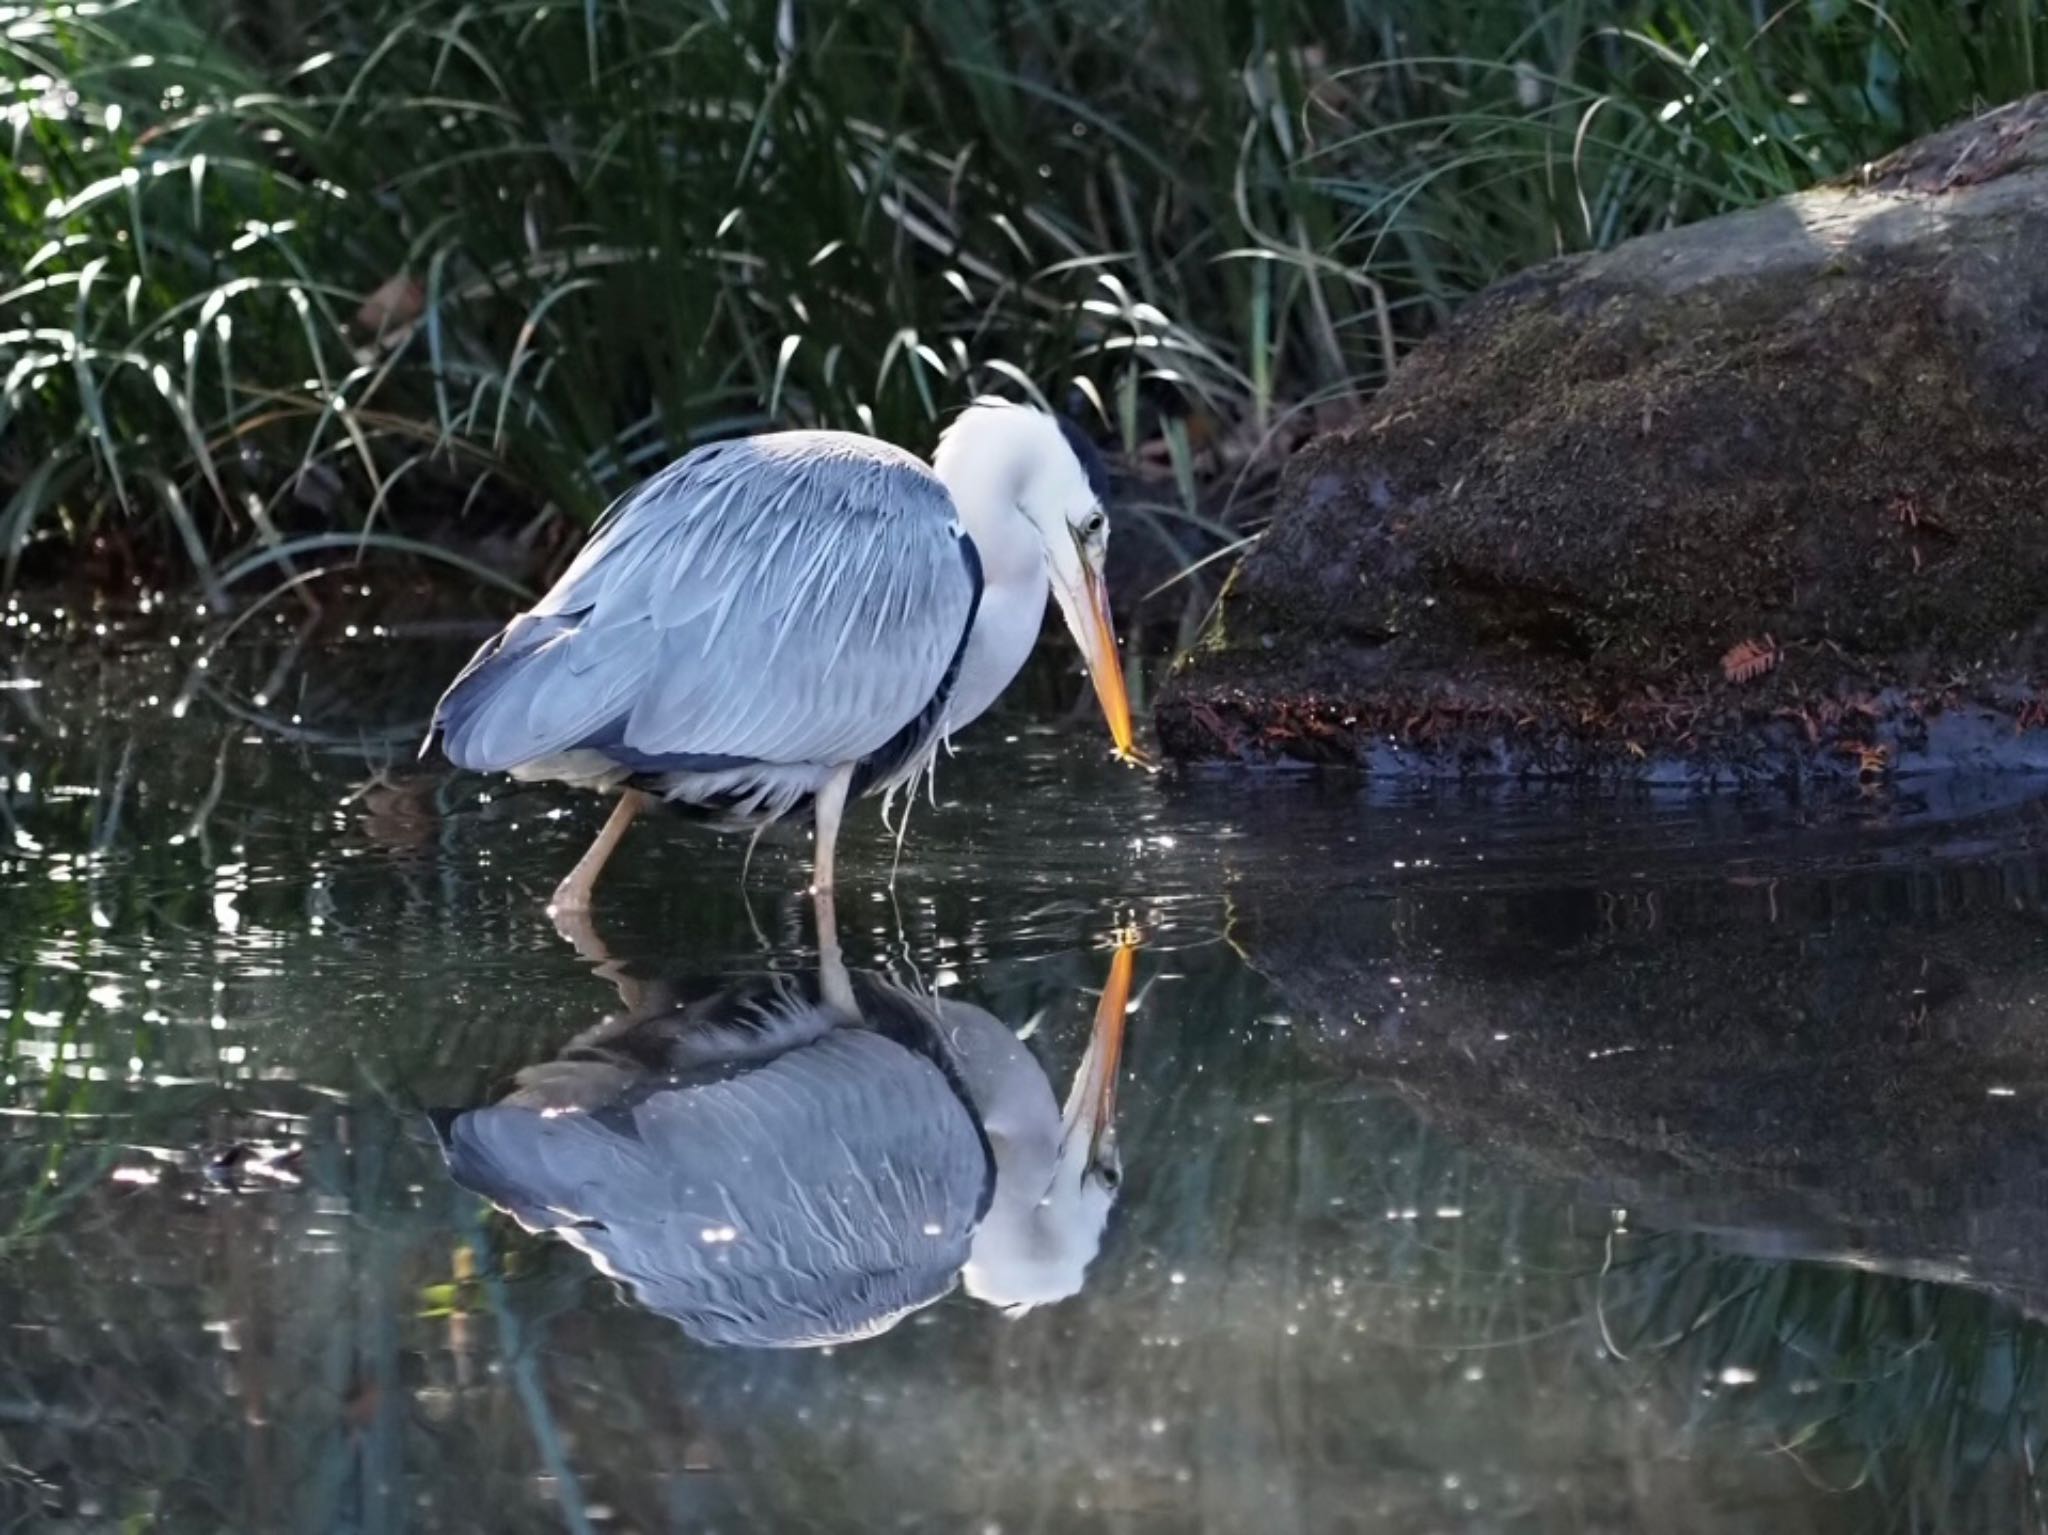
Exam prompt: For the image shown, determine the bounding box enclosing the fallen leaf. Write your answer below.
[1720,635,1780,686]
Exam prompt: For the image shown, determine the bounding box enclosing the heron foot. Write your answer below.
[542,788,647,920]
[548,897,607,963]
[547,880,594,915]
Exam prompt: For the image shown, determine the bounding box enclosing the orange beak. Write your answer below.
[1076,561,1146,767]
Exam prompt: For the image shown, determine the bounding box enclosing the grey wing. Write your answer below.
[429,432,981,777]
[439,1028,991,1348]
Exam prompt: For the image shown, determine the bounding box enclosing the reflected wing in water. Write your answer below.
[440,987,995,1349]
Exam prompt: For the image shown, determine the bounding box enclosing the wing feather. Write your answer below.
[438,1027,988,1348]
[431,432,979,778]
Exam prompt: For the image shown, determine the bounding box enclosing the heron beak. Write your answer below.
[1059,535,1141,765]
[1059,929,1137,1169]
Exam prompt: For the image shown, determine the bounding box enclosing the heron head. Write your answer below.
[960,935,1134,1315]
[1030,417,1139,762]
[933,401,1138,760]
[960,1146,1120,1316]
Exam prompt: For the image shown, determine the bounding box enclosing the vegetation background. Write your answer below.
[5,0,2045,617]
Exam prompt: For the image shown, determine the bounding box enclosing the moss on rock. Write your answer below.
[1160,95,2048,785]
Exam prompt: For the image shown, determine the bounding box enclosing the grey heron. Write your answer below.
[426,401,1137,911]
[436,931,1137,1346]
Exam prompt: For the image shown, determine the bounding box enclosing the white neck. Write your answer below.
[930,410,1053,735]
[932,998,1108,1312]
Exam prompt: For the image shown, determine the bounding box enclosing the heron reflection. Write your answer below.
[437,920,1136,1348]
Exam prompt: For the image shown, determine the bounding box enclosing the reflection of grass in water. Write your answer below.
[0,1140,116,1254]
[1605,1234,2048,1527]
[1,944,126,1253]
[0,1099,461,1528]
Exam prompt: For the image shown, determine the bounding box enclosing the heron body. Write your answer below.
[427,403,1132,909]
[436,945,1134,1347]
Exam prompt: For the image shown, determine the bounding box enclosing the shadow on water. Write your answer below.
[2,626,2048,1530]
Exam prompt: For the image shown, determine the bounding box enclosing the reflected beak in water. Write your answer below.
[1061,929,1137,1168]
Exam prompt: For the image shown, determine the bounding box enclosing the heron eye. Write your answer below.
[1083,512,1106,538]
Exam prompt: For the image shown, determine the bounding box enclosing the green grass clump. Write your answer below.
[3,0,2044,600]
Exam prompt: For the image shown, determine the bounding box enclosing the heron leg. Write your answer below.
[813,884,857,1017]
[809,763,855,895]
[549,788,649,915]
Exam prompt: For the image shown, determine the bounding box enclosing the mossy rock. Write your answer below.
[1159,95,2048,786]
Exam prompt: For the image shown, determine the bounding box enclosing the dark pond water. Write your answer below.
[6,606,2048,1533]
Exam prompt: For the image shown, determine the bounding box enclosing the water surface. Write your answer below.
[4,618,2048,1532]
